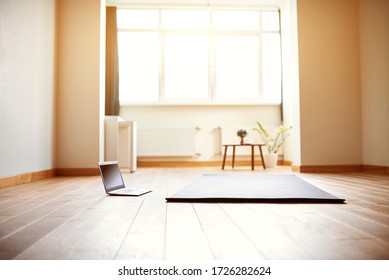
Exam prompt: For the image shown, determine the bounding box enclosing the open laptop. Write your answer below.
[97,161,151,196]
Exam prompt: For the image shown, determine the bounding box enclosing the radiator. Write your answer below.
[138,128,198,157]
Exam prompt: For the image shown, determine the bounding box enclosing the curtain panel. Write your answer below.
[105,7,120,115]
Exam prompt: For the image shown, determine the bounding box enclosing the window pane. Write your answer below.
[117,10,158,29]
[262,33,282,103]
[212,11,259,30]
[164,35,209,99]
[215,36,259,99]
[162,10,208,29]
[118,32,159,102]
[262,11,280,31]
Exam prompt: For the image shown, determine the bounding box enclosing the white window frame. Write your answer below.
[117,6,282,106]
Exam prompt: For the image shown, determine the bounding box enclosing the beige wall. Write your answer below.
[359,0,389,167]
[56,0,105,169]
[297,0,363,166]
[0,0,56,177]
[1,0,387,178]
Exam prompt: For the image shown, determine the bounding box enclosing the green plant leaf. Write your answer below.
[254,121,292,153]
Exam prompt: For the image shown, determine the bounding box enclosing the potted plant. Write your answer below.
[237,129,248,144]
[253,121,292,168]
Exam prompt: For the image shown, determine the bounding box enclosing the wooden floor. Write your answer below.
[0,166,388,260]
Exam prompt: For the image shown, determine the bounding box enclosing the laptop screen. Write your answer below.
[98,162,125,192]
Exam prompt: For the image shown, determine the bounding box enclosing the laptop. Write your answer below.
[97,161,151,196]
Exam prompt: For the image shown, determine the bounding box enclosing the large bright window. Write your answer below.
[118,32,159,102]
[164,35,209,100]
[215,35,259,99]
[117,8,282,104]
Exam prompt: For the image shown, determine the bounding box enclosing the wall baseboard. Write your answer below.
[137,160,222,168]
[56,168,100,176]
[282,160,293,166]
[1,163,387,188]
[291,165,301,173]
[296,165,363,173]
[138,160,292,168]
[363,165,389,175]
[0,168,100,188]
[137,160,276,168]
[292,164,389,174]
[0,169,56,188]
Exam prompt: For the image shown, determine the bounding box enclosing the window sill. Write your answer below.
[119,101,281,107]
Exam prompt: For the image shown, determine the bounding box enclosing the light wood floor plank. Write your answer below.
[115,168,170,259]
[16,208,110,260]
[0,217,68,259]
[247,204,376,259]
[65,198,144,260]
[193,203,265,259]
[276,204,371,240]
[115,195,167,260]
[165,202,214,259]
[222,203,314,259]
[0,195,78,240]
[315,204,389,242]
[0,167,388,260]
[347,201,389,216]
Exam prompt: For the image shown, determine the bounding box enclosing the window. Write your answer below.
[117,32,159,102]
[117,8,281,105]
[164,35,209,100]
[215,35,259,99]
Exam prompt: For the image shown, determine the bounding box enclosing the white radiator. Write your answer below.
[138,128,198,157]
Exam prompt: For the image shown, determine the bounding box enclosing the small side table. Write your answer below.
[222,144,266,170]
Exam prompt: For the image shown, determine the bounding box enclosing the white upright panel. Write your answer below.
[119,121,137,172]
[105,116,137,172]
[104,116,120,161]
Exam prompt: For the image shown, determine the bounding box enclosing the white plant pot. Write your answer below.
[264,153,278,168]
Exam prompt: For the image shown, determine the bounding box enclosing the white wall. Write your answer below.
[0,0,56,177]
[120,105,282,161]
[359,0,389,167]
[280,0,300,165]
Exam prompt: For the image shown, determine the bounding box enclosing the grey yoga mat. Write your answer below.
[166,174,345,203]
